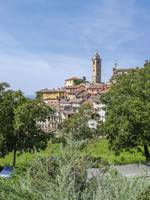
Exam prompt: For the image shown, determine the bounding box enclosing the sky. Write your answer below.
[0,0,150,96]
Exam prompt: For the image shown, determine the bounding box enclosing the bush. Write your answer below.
[0,135,150,200]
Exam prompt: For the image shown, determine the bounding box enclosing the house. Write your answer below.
[65,77,83,86]
[37,89,66,108]
[65,84,86,94]
[87,83,105,96]
[37,88,65,100]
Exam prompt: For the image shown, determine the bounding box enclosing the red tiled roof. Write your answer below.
[87,83,105,89]
[37,89,65,93]
[65,77,82,81]
[99,88,109,94]
[65,85,80,89]
[113,67,136,72]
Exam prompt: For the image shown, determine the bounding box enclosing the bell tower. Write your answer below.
[92,53,101,83]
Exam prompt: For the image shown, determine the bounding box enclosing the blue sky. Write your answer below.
[0,0,150,95]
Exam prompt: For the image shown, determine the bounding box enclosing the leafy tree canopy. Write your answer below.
[61,103,97,141]
[0,82,53,165]
[101,64,150,161]
[74,79,84,85]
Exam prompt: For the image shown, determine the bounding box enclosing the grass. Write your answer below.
[84,139,145,164]
[0,141,149,200]
[0,139,146,168]
[0,143,60,168]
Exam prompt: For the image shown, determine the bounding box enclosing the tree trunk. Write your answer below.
[13,144,16,167]
[144,144,150,162]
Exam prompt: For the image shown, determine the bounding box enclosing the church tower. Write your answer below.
[92,53,102,84]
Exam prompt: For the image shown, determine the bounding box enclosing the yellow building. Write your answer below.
[65,77,83,86]
[37,89,65,100]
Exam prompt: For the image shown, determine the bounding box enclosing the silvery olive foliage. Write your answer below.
[0,135,150,200]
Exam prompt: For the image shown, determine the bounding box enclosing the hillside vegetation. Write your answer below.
[0,137,150,200]
[0,139,145,169]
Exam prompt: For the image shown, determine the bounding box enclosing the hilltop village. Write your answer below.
[37,53,138,131]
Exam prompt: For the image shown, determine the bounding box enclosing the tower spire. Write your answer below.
[114,61,118,68]
[92,52,102,84]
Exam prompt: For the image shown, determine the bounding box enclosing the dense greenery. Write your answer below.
[0,75,150,199]
[74,79,85,85]
[0,137,150,200]
[0,82,52,166]
[0,139,146,168]
[61,103,98,141]
[101,64,150,161]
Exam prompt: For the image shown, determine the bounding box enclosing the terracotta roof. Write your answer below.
[76,90,89,98]
[65,77,82,81]
[67,91,79,95]
[100,88,109,94]
[113,67,138,72]
[88,83,105,89]
[37,89,65,93]
[65,85,80,89]
[114,68,132,72]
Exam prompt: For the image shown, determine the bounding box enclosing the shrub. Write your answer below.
[0,135,150,200]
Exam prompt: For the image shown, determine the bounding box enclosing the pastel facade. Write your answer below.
[87,83,105,96]
[65,77,83,86]
[38,89,65,100]
[37,53,108,131]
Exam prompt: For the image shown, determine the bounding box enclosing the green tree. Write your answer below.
[0,82,10,157]
[74,79,84,85]
[12,100,52,166]
[101,64,150,161]
[61,103,97,141]
[0,85,26,160]
[0,83,52,166]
